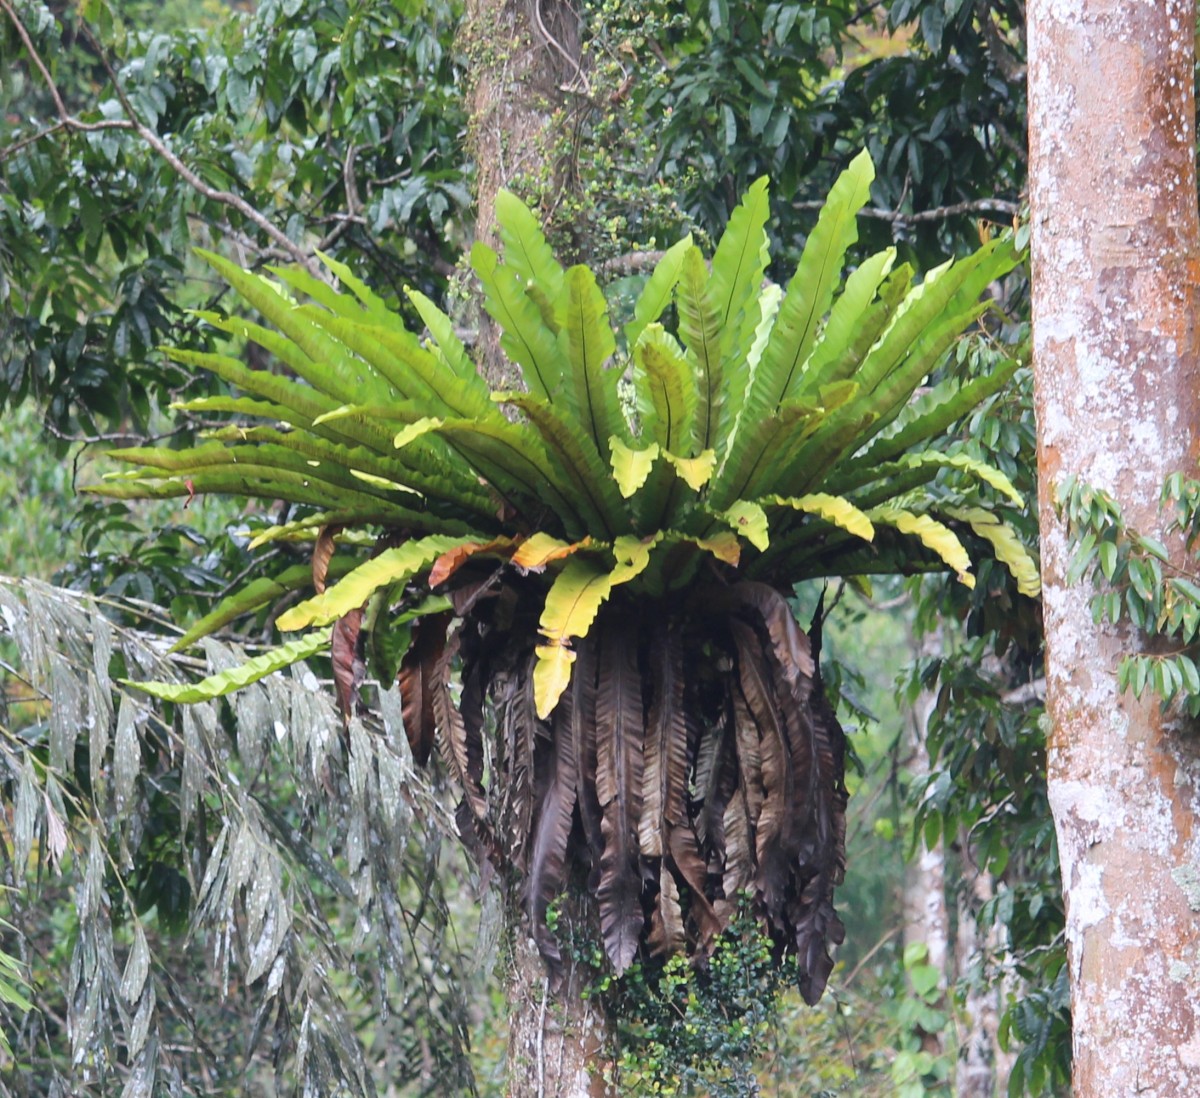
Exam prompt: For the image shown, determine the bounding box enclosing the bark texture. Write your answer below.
[1029,2,1200,1093]
[504,932,610,1098]
[903,628,950,1059]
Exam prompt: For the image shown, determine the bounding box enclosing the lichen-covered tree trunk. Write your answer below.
[458,2,610,1093]
[1029,2,1200,1092]
[902,628,950,1059]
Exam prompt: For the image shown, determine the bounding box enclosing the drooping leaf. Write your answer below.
[944,506,1041,596]
[609,438,659,499]
[428,537,518,587]
[722,500,771,551]
[763,493,875,543]
[125,630,332,703]
[594,617,645,973]
[170,562,354,652]
[512,534,595,571]
[276,534,481,631]
[870,507,975,587]
[662,449,717,492]
[533,558,616,718]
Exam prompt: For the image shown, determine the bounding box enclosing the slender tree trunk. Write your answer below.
[459,4,609,1093]
[903,627,950,1059]
[1029,2,1200,1092]
[955,846,1010,1098]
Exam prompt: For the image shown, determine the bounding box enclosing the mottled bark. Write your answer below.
[504,933,610,1098]
[955,847,1011,1098]
[1029,2,1200,1093]
[903,628,950,1059]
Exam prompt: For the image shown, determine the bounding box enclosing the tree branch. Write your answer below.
[793,195,1021,223]
[1,0,319,273]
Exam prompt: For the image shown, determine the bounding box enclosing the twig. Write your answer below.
[1,0,319,273]
[793,195,1020,223]
[532,0,591,96]
[596,249,667,277]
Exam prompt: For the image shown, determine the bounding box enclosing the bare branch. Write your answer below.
[793,195,1021,224]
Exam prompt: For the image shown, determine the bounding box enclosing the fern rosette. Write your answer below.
[93,151,1037,1002]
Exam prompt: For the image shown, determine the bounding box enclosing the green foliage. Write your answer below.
[1,0,467,440]
[1059,472,1200,716]
[92,156,1031,716]
[599,898,789,1098]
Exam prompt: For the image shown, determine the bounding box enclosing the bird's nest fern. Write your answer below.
[92,151,1037,1002]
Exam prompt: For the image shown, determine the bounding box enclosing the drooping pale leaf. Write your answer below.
[276,534,481,630]
[609,438,660,498]
[495,189,566,306]
[533,644,577,723]
[945,506,1042,596]
[722,500,771,551]
[610,533,662,585]
[662,449,717,491]
[534,558,618,717]
[869,507,975,588]
[625,235,693,349]
[898,451,1024,506]
[764,493,875,542]
[512,533,595,571]
[125,629,333,703]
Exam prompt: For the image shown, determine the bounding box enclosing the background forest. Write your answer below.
[0,0,1061,1095]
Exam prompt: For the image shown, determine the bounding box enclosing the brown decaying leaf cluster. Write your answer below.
[333,552,848,1005]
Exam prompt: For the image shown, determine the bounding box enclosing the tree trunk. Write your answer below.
[461,0,582,387]
[955,844,1011,1098]
[459,3,609,1092]
[903,627,951,1059]
[504,933,611,1098]
[1029,2,1200,1093]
